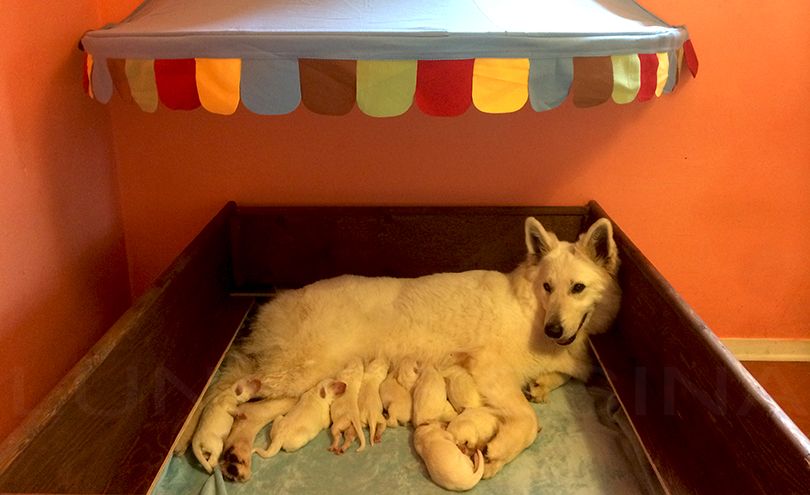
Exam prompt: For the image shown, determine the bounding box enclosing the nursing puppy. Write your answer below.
[188,217,621,481]
[447,407,500,455]
[358,358,388,445]
[191,378,261,473]
[328,358,367,454]
[412,365,458,426]
[443,365,483,413]
[381,358,420,427]
[254,378,347,458]
[414,422,485,491]
[219,397,297,482]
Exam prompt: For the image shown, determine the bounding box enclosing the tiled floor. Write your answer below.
[742,361,810,437]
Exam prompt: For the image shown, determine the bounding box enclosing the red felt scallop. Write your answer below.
[154,59,201,110]
[414,60,474,117]
[637,54,659,102]
[683,39,699,77]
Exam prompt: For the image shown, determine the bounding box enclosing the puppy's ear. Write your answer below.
[579,218,619,274]
[525,217,558,258]
[247,379,262,394]
[320,387,326,399]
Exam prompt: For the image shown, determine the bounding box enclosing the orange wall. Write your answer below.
[108,0,810,341]
[0,2,130,441]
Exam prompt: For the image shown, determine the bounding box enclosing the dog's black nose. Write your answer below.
[545,323,564,339]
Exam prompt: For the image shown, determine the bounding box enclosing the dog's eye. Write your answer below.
[571,283,586,294]
[543,283,553,293]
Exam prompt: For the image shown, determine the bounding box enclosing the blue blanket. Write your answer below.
[153,377,662,495]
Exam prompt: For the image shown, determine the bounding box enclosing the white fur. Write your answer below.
[187,217,620,480]
[443,365,483,413]
[358,358,388,445]
[412,365,458,426]
[328,357,367,454]
[254,379,346,458]
[414,422,485,491]
[447,407,500,455]
[191,378,260,473]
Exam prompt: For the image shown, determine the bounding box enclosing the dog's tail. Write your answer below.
[353,416,367,452]
[191,440,214,474]
[253,414,285,458]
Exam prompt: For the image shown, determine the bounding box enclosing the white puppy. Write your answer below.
[447,407,500,455]
[254,379,346,458]
[414,422,485,491]
[192,378,261,473]
[443,365,483,413]
[358,358,388,445]
[381,358,420,426]
[412,365,458,426]
[329,358,367,454]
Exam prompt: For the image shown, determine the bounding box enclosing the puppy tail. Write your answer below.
[254,440,282,458]
[191,441,214,474]
[472,449,485,483]
[353,417,367,452]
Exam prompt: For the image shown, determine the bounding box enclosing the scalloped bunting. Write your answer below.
[415,59,475,117]
[196,58,241,115]
[528,58,573,112]
[356,60,417,118]
[126,59,159,113]
[637,53,658,102]
[472,58,529,114]
[572,57,613,108]
[154,59,200,110]
[93,40,697,115]
[299,59,357,116]
[610,54,640,104]
[241,59,301,116]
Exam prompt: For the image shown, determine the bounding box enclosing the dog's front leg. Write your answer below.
[477,374,539,479]
[525,372,570,403]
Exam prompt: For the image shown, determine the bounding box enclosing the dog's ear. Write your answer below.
[579,218,619,274]
[247,379,262,394]
[525,217,558,258]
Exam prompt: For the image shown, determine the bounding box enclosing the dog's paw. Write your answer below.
[526,382,552,403]
[220,448,252,482]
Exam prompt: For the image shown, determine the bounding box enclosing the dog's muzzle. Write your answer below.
[544,322,577,346]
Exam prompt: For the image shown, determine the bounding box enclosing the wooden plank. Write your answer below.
[587,201,810,494]
[0,203,251,494]
[231,206,589,290]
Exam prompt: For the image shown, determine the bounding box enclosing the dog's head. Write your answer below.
[524,217,621,346]
[220,443,252,482]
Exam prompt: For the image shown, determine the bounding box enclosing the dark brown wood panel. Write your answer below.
[231,206,589,290]
[587,201,810,494]
[0,203,253,494]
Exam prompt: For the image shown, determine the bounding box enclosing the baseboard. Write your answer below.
[721,339,810,362]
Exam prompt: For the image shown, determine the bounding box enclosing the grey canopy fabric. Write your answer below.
[80,0,696,115]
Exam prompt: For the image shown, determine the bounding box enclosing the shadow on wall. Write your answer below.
[0,39,131,442]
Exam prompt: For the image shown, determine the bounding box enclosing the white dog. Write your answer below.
[358,358,388,445]
[254,378,346,458]
[191,378,261,473]
[443,365,483,413]
[447,407,501,455]
[381,358,419,427]
[184,217,621,480]
[328,358,367,454]
[414,422,485,491]
[412,365,458,426]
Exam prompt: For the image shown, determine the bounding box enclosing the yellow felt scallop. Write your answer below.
[610,54,640,104]
[125,59,159,113]
[356,60,417,117]
[655,53,669,97]
[196,58,241,115]
[472,58,529,113]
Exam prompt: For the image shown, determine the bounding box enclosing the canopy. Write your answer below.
[80,0,698,116]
